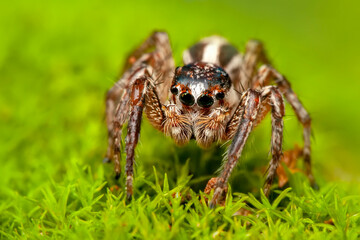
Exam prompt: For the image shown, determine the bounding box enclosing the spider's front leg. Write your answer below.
[105,65,151,179]
[104,31,174,179]
[124,76,148,199]
[209,90,261,208]
[209,87,285,207]
[118,73,168,200]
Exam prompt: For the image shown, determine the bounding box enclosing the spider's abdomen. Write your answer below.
[182,36,243,92]
[182,36,238,67]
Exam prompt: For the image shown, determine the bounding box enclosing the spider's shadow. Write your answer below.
[157,137,267,194]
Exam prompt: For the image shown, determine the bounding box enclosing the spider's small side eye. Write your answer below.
[179,92,195,106]
[175,66,182,75]
[170,86,178,95]
[215,92,225,100]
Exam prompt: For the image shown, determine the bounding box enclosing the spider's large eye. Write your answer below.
[170,86,178,95]
[215,92,225,100]
[179,92,195,106]
[197,94,214,108]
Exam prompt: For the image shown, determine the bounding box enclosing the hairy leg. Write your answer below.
[239,40,270,90]
[254,65,314,184]
[105,31,174,178]
[245,40,313,184]
[125,76,148,199]
[209,86,285,206]
[260,86,285,196]
[105,65,149,177]
[210,90,261,207]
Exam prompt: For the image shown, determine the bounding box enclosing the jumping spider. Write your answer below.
[104,32,313,207]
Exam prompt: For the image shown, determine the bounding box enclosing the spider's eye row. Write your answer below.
[179,92,195,106]
[215,92,225,100]
[170,86,178,95]
[197,94,214,108]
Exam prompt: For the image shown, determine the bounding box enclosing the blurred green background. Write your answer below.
[1,0,360,205]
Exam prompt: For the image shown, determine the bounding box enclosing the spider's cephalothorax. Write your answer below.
[164,62,236,148]
[104,32,314,207]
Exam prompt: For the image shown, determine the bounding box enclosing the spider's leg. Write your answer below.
[210,86,285,206]
[126,74,169,200]
[104,87,120,164]
[124,31,174,104]
[254,65,314,185]
[105,31,174,178]
[125,76,148,199]
[105,79,130,175]
[260,86,285,196]
[238,40,270,90]
[210,90,261,208]
[243,40,314,184]
[116,67,167,200]
[122,31,173,75]
[106,65,149,178]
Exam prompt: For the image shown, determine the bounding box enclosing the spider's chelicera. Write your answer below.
[104,32,314,207]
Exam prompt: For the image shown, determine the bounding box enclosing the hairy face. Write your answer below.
[170,62,232,111]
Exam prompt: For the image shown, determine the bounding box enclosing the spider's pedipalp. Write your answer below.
[144,84,165,131]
